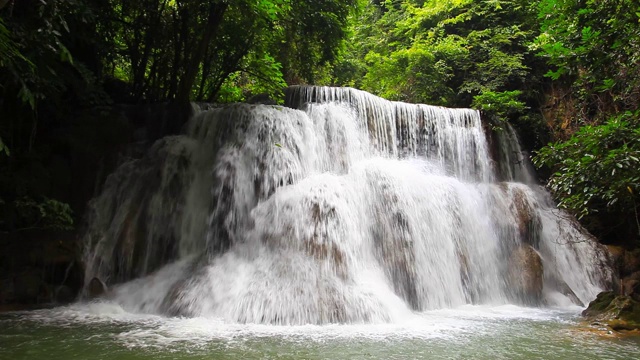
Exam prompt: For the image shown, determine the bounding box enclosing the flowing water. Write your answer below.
[3,86,636,358]
[2,304,640,359]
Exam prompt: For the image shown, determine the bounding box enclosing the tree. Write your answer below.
[335,0,548,146]
[343,1,538,105]
[101,0,358,103]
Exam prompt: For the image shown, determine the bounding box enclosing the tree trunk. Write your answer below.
[175,2,228,103]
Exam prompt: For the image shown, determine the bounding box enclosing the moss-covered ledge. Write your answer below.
[583,291,640,331]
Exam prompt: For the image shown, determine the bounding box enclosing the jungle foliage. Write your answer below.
[335,0,547,143]
[532,0,640,242]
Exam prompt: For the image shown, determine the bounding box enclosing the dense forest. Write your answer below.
[1,0,639,251]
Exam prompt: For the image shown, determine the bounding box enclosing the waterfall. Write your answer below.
[82,86,613,324]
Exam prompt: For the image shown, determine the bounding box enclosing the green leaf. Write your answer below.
[59,44,73,64]
[0,136,10,156]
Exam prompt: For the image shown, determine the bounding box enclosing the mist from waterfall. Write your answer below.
[81,86,613,325]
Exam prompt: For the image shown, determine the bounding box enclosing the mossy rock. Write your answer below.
[582,291,617,317]
[583,291,640,331]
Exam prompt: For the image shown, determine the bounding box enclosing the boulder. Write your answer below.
[507,245,544,304]
[583,291,640,331]
[507,187,541,247]
[87,277,108,299]
[551,276,584,306]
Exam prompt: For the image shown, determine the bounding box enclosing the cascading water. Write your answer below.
[82,86,613,325]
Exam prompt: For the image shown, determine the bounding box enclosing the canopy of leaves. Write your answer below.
[99,0,356,103]
[333,0,547,147]
[343,1,541,106]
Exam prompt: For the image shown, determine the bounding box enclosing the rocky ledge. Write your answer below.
[583,291,640,331]
[0,230,84,311]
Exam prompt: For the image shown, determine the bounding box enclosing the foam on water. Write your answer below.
[15,303,574,348]
[4,304,640,360]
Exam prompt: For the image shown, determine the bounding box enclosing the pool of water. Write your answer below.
[1,303,639,360]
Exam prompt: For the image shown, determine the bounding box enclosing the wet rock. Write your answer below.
[507,245,544,304]
[606,245,625,271]
[552,277,584,306]
[54,285,75,303]
[509,187,541,247]
[583,291,617,317]
[458,251,475,302]
[0,230,83,307]
[88,277,108,298]
[623,249,640,276]
[371,211,418,310]
[623,280,640,300]
[622,271,640,301]
[305,202,348,279]
[583,291,640,331]
[247,93,277,105]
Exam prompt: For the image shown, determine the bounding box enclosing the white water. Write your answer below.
[82,86,612,325]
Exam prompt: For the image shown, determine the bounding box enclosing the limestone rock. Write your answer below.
[509,187,541,247]
[583,291,640,331]
[606,245,625,271]
[507,245,544,304]
[88,277,108,299]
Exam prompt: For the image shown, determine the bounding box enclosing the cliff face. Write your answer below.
[0,230,82,310]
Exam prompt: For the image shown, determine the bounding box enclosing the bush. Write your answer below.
[534,111,640,224]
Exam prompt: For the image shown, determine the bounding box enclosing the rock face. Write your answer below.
[583,291,640,331]
[507,245,544,304]
[509,187,541,247]
[605,245,640,303]
[607,246,640,277]
[0,230,83,309]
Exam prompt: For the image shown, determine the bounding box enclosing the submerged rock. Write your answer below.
[583,291,640,331]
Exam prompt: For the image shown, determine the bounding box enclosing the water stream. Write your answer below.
[2,303,640,359]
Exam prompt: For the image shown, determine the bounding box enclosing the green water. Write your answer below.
[1,304,639,360]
